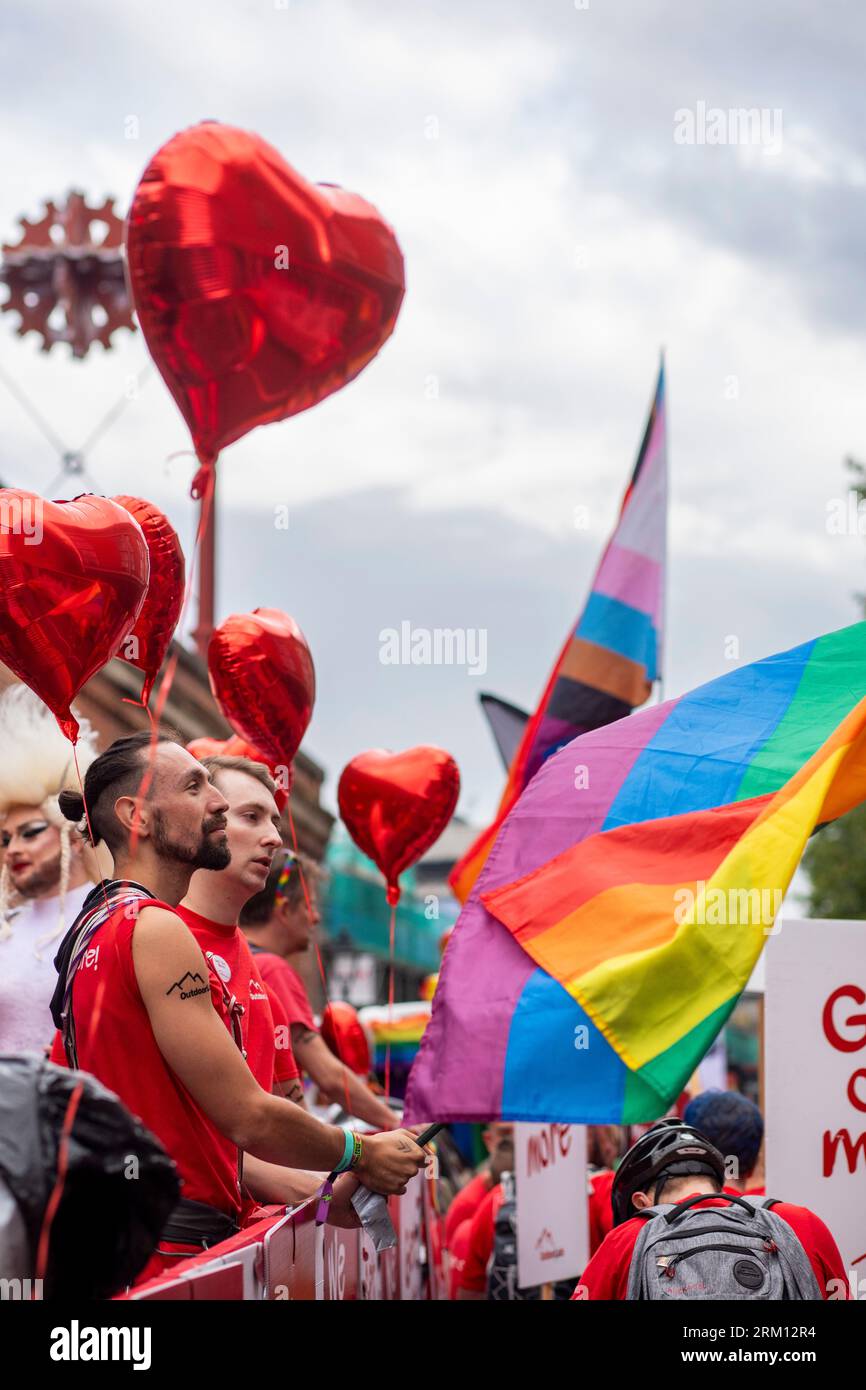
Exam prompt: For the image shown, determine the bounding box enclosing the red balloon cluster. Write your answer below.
[112,495,185,704]
[338,747,460,906]
[0,491,149,740]
[126,121,405,492]
[207,608,316,774]
[186,734,291,812]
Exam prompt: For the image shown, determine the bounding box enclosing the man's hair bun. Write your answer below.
[58,789,86,823]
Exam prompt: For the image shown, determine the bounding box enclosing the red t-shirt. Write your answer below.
[459,1183,504,1293]
[572,1192,849,1300]
[448,1218,472,1300]
[251,949,316,1032]
[175,907,299,1087]
[588,1169,615,1252]
[458,1168,615,1295]
[446,1172,491,1249]
[53,897,243,1221]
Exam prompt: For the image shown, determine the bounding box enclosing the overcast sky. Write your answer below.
[1,0,865,824]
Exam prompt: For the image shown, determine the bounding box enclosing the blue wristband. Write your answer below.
[333,1126,355,1175]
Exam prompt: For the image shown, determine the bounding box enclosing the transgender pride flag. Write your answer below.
[450,359,667,903]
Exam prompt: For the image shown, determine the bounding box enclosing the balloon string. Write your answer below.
[130,461,216,849]
[38,460,216,1285]
[384,901,396,1100]
[287,806,353,1118]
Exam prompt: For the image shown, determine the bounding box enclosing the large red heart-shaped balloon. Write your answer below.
[113,495,185,704]
[126,121,405,492]
[338,747,460,905]
[207,608,315,773]
[0,491,150,740]
[186,734,291,811]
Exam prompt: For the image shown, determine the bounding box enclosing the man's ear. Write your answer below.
[631,1190,652,1211]
[114,794,150,839]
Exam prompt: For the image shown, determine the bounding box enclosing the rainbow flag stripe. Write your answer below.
[405,621,866,1124]
[359,1002,431,1067]
[450,361,666,903]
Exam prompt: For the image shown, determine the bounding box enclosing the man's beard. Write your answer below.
[151,809,231,871]
[12,850,62,899]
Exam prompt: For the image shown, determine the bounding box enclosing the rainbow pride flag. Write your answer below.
[359,1000,431,1068]
[405,621,866,1124]
[450,360,667,903]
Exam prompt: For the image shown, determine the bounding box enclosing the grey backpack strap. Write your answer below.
[737,1196,824,1300]
[625,1207,664,1300]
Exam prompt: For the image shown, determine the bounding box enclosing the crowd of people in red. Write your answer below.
[442,1092,849,1301]
[0,688,852,1301]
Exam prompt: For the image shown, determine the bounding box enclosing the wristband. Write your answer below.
[332,1126,355,1175]
[349,1131,364,1171]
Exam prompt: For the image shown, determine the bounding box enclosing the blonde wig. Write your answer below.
[0,685,99,955]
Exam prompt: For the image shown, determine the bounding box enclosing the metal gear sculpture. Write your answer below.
[1,190,135,358]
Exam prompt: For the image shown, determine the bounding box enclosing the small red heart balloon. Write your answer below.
[0,491,150,741]
[321,1002,371,1078]
[126,121,405,492]
[112,495,185,704]
[207,608,315,773]
[338,747,460,906]
[186,734,292,811]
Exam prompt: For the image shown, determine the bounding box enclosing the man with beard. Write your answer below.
[0,685,101,1053]
[178,753,363,1214]
[51,731,428,1277]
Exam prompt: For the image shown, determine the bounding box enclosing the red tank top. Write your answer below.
[174,906,300,1088]
[64,897,242,1219]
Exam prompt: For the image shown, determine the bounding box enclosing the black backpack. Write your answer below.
[486,1172,542,1301]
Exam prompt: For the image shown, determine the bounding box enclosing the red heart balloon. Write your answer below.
[126,121,405,492]
[186,734,291,811]
[112,495,185,705]
[321,1002,371,1078]
[207,608,315,773]
[338,747,460,906]
[0,491,149,741]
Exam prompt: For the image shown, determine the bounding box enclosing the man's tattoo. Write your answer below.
[286,1082,304,1104]
[296,1028,317,1045]
[166,971,209,1000]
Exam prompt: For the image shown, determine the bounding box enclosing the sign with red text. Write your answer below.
[765,918,866,1284]
[515,1123,587,1288]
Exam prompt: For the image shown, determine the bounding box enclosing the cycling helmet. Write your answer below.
[611,1119,726,1225]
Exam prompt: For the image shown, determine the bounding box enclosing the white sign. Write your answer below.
[514,1123,588,1288]
[330,952,377,1006]
[765,918,866,1284]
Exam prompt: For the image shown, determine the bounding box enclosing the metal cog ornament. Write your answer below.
[1,190,135,358]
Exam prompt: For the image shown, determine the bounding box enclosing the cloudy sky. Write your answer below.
[1,0,865,825]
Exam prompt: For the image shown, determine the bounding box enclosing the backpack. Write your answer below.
[486,1172,542,1301]
[626,1193,823,1301]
